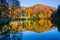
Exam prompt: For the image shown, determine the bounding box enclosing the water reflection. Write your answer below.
[51,5,60,32]
[13,19,56,32]
[9,19,56,40]
[22,28,60,40]
[0,18,56,40]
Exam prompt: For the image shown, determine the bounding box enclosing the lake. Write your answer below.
[0,28,60,40]
[22,28,60,40]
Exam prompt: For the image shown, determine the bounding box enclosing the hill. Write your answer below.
[0,4,57,34]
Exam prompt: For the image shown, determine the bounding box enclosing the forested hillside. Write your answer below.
[0,4,57,34]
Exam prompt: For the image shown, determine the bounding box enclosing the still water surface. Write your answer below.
[0,28,60,40]
[22,28,60,40]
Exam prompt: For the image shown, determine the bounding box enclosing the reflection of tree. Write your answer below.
[0,0,11,40]
[0,0,11,34]
[0,0,22,40]
[51,5,60,32]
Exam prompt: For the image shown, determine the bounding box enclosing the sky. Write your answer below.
[19,0,60,8]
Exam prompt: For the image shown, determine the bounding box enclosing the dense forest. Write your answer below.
[0,4,57,34]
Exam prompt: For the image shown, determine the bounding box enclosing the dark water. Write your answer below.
[0,28,60,40]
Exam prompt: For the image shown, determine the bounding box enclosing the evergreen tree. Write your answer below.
[51,5,60,32]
